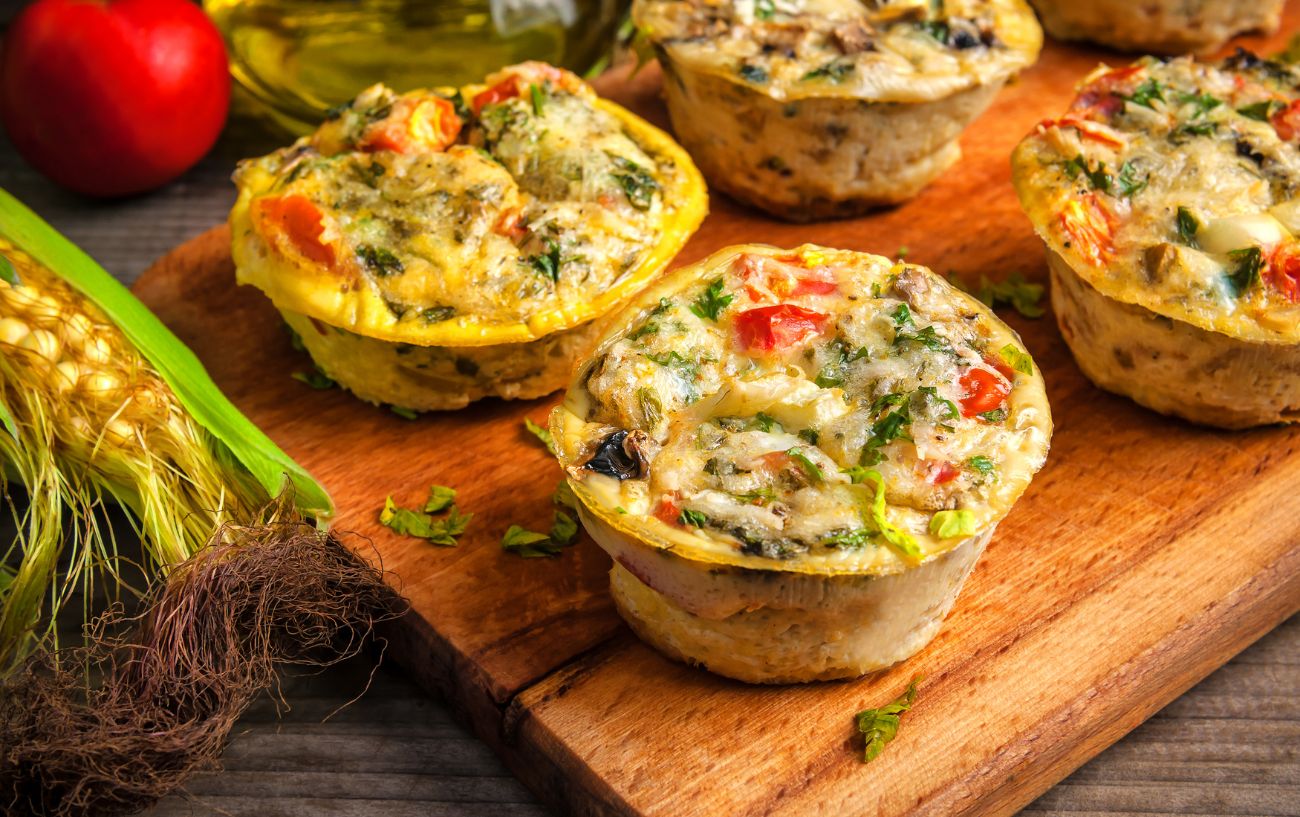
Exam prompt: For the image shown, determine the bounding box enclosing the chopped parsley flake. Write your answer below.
[856,677,920,763]
[357,244,404,277]
[1176,207,1200,248]
[524,417,556,455]
[530,83,545,116]
[528,238,562,282]
[1117,161,1148,198]
[679,508,709,528]
[786,447,824,482]
[893,324,952,353]
[1239,100,1281,121]
[381,493,471,546]
[610,154,660,211]
[1123,78,1165,110]
[424,485,457,513]
[502,510,579,558]
[1064,154,1112,194]
[1228,246,1263,296]
[689,278,734,322]
[966,455,995,475]
[292,367,337,390]
[739,64,768,83]
[802,60,854,83]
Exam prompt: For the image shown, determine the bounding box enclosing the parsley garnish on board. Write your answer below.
[1228,246,1263,296]
[380,486,472,546]
[291,366,337,390]
[524,417,556,455]
[501,510,579,557]
[950,272,1045,319]
[390,405,419,420]
[855,677,921,763]
[689,278,734,321]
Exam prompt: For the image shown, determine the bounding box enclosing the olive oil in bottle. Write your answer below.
[204,0,627,133]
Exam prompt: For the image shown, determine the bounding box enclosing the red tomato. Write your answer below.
[959,368,1010,418]
[473,77,523,113]
[1272,100,1300,142]
[359,97,461,154]
[734,304,829,353]
[736,253,839,301]
[253,195,334,267]
[1,0,230,197]
[654,496,680,526]
[1268,243,1300,302]
[1059,193,1117,267]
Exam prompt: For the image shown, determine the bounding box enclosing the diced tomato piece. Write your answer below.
[654,495,681,525]
[734,304,829,353]
[1271,100,1300,142]
[1038,116,1127,148]
[959,367,1011,418]
[1268,242,1300,302]
[253,195,335,267]
[473,77,523,113]
[735,253,838,301]
[493,208,527,240]
[359,96,461,154]
[1059,193,1116,267]
[985,353,1015,381]
[927,461,960,485]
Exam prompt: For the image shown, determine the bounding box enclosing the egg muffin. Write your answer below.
[551,244,1052,683]
[1012,53,1300,429]
[230,63,707,411]
[631,0,1042,221]
[1028,0,1282,55]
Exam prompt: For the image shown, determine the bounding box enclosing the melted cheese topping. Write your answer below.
[555,245,1052,575]
[633,0,1042,103]
[1013,53,1300,343]
[232,62,705,344]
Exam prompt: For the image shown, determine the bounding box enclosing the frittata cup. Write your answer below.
[633,0,1042,221]
[1028,0,1283,55]
[551,244,1052,683]
[231,62,707,411]
[1013,54,1300,428]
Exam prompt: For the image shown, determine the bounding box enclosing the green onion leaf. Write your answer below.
[999,344,1034,376]
[929,509,977,539]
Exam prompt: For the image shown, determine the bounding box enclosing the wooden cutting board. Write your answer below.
[135,15,1300,817]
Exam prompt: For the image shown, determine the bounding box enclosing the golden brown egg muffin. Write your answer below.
[1028,0,1282,55]
[231,62,707,411]
[1013,53,1300,428]
[551,244,1052,683]
[632,0,1042,221]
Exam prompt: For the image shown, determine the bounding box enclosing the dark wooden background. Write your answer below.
[0,1,1295,814]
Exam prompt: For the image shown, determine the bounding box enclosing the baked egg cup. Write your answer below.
[632,0,1042,221]
[1013,54,1300,428]
[1028,0,1283,55]
[231,62,707,411]
[551,243,1052,683]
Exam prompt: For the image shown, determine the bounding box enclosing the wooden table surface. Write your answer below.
[0,4,1296,813]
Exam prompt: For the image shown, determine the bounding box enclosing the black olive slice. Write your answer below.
[583,430,647,480]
